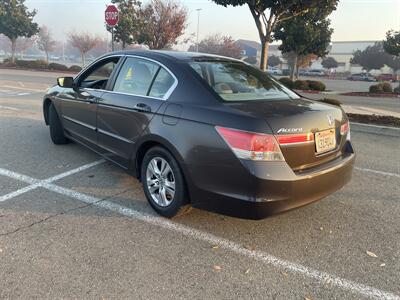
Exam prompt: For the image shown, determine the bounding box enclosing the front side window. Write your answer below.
[79,58,119,90]
[113,57,175,99]
[189,60,299,102]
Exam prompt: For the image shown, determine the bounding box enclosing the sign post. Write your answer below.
[105,5,119,52]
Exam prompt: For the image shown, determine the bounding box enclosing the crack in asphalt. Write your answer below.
[0,188,132,238]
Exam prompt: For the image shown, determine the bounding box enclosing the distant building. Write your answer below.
[312,41,393,74]
[328,41,373,73]
[236,39,282,66]
[236,39,393,74]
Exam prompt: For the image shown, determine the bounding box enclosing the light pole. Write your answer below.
[196,8,202,52]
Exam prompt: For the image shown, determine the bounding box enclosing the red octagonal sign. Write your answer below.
[105,5,119,27]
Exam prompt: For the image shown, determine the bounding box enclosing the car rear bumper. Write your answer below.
[189,143,355,220]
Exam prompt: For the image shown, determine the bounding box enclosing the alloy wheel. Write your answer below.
[146,157,176,207]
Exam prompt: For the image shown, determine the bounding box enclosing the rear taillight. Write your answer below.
[276,133,314,145]
[216,127,284,161]
[340,121,351,140]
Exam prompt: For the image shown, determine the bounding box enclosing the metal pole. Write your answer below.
[111,27,115,52]
[196,9,202,52]
[62,41,65,63]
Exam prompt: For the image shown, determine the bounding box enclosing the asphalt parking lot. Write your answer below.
[0,69,400,299]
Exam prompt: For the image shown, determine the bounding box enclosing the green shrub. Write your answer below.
[394,86,400,94]
[370,82,394,93]
[278,77,294,89]
[2,57,13,64]
[15,59,48,69]
[380,82,393,93]
[293,80,310,90]
[369,84,383,93]
[307,80,326,91]
[1,57,17,66]
[48,62,68,71]
[319,98,342,107]
[68,65,82,72]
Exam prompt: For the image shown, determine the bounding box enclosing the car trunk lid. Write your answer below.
[225,98,347,171]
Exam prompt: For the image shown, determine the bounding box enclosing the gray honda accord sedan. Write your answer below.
[43,51,355,219]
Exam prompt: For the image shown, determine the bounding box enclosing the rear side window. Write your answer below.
[148,68,175,98]
[113,57,175,99]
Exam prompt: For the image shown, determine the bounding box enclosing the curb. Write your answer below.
[350,122,400,137]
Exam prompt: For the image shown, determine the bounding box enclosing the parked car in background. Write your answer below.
[347,73,376,82]
[306,69,325,76]
[376,74,397,82]
[266,67,283,76]
[298,69,308,76]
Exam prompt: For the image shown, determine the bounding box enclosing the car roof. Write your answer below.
[107,50,241,63]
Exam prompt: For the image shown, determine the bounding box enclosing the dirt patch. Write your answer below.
[341,92,399,98]
[0,65,76,75]
[348,113,400,127]
[294,89,322,94]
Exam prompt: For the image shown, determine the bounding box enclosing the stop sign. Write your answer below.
[105,5,119,27]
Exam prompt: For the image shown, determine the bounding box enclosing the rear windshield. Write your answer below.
[188,60,299,102]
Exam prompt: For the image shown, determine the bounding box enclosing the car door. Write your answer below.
[96,56,177,168]
[60,56,121,148]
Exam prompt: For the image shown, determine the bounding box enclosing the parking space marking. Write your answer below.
[42,159,105,183]
[1,85,45,93]
[0,168,39,185]
[0,159,104,202]
[0,185,40,203]
[0,163,399,299]
[355,167,400,179]
[0,105,21,111]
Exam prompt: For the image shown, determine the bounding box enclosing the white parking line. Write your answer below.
[42,159,105,183]
[355,167,400,179]
[2,85,45,92]
[0,185,40,203]
[0,159,104,202]
[0,163,399,299]
[0,105,20,111]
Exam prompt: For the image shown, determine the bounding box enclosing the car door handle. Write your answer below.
[134,103,151,112]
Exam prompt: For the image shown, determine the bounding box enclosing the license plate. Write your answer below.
[315,129,336,154]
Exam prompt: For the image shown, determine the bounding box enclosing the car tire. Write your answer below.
[49,103,69,145]
[141,146,191,218]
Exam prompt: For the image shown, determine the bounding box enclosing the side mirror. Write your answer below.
[57,77,74,88]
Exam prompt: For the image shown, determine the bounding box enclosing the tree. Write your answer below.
[322,57,338,69]
[188,34,242,58]
[383,30,400,87]
[137,0,187,49]
[351,42,391,71]
[211,0,339,71]
[0,0,39,62]
[107,0,142,49]
[268,55,281,67]
[16,36,36,58]
[283,52,317,78]
[68,32,100,66]
[275,8,333,80]
[0,34,11,54]
[37,26,56,62]
[383,30,400,57]
[386,56,400,74]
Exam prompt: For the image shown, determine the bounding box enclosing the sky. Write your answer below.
[25,0,400,45]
